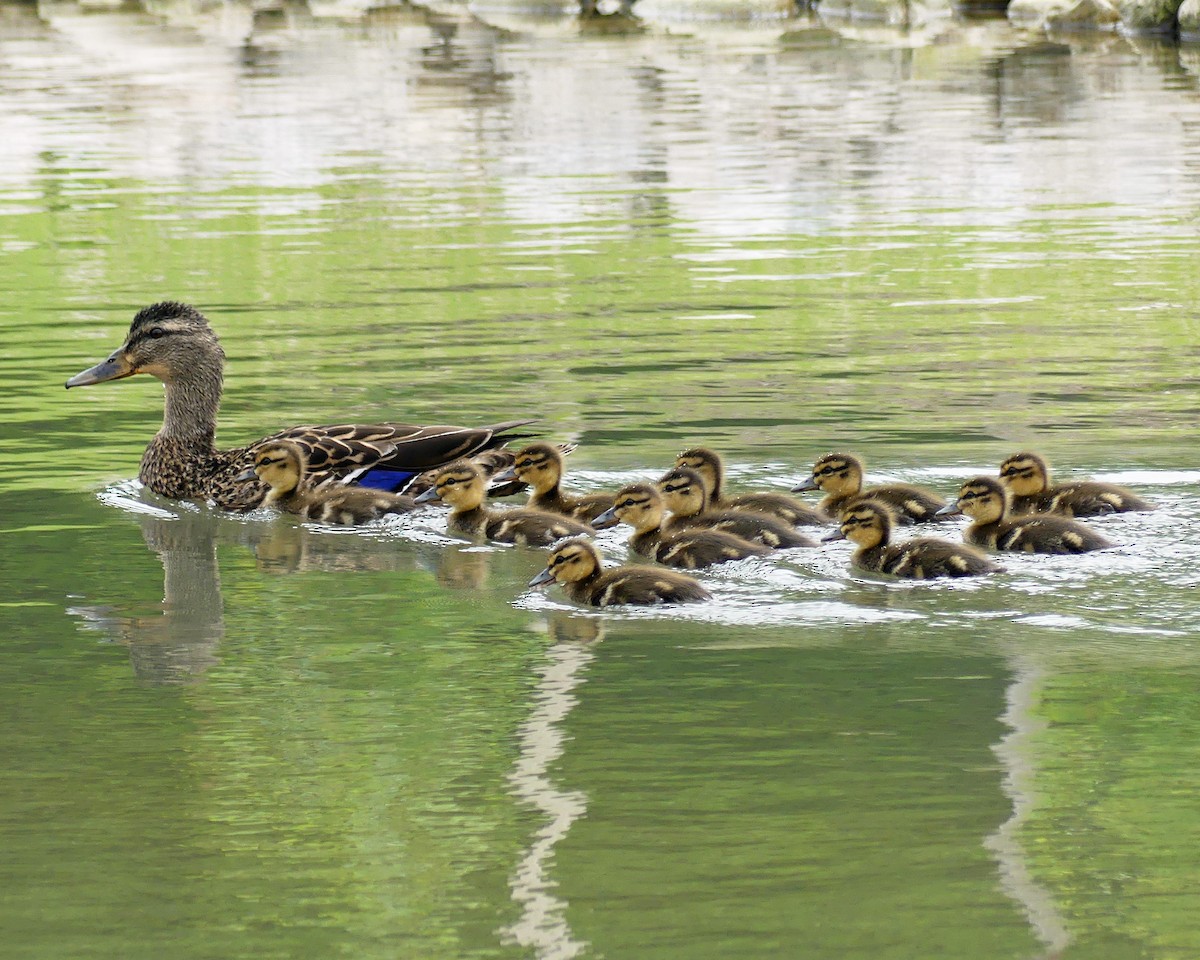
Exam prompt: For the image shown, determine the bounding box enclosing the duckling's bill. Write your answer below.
[529,567,556,587]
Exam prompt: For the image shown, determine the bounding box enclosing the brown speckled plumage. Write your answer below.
[529,538,710,607]
[65,302,533,511]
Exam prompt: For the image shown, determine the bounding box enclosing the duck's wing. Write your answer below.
[259,419,537,492]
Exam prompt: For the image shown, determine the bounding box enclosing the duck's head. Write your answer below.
[594,483,665,532]
[66,301,224,389]
[939,476,1009,523]
[241,441,306,496]
[508,442,565,493]
[793,453,863,496]
[415,460,486,509]
[998,452,1051,497]
[674,447,722,494]
[822,499,894,548]
[528,537,601,587]
[656,467,709,518]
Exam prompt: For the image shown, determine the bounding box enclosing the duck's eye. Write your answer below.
[148,327,166,339]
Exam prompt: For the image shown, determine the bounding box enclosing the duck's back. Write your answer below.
[967,515,1113,554]
[719,491,829,527]
[667,509,816,548]
[483,507,593,546]
[650,528,771,569]
[880,539,1003,578]
[531,488,616,525]
[567,567,711,606]
[1049,481,1154,517]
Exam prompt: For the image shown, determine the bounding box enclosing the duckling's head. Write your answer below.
[793,453,864,496]
[510,442,565,493]
[827,499,895,549]
[601,483,666,532]
[950,476,1009,523]
[529,537,601,587]
[998,452,1051,497]
[66,301,224,388]
[656,467,710,518]
[250,441,306,497]
[425,460,486,510]
[674,447,722,493]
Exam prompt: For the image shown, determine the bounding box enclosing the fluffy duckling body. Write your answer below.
[674,447,828,526]
[824,500,1003,579]
[657,468,817,549]
[415,460,592,546]
[528,538,710,607]
[594,483,771,570]
[998,452,1154,517]
[241,441,418,524]
[938,476,1114,554]
[793,453,945,522]
[496,442,616,525]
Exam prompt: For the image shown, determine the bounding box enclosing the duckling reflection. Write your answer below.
[502,615,599,958]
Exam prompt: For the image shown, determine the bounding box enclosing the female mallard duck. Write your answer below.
[674,447,829,526]
[998,451,1155,517]
[792,453,945,522]
[528,537,710,607]
[493,442,616,525]
[936,476,1114,554]
[823,499,1003,579]
[656,468,817,548]
[238,441,418,524]
[593,483,770,569]
[65,302,534,511]
[414,459,592,546]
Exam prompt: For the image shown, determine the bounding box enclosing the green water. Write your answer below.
[4,3,1200,958]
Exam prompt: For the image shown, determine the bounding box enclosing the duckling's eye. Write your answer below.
[148,327,166,339]
[441,477,459,487]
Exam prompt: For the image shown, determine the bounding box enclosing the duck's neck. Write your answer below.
[159,359,224,448]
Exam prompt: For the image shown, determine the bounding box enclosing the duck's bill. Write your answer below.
[934,502,962,517]
[490,466,517,483]
[791,476,818,492]
[234,468,258,483]
[820,529,846,543]
[413,487,442,504]
[65,350,134,388]
[528,568,556,587]
[591,506,618,526]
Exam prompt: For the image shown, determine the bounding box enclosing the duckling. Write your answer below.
[792,452,945,522]
[998,451,1155,517]
[238,441,418,524]
[674,447,829,526]
[657,467,817,548]
[823,500,1003,579]
[528,538,711,607]
[936,476,1114,554]
[493,442,616,525]
[593,483,770,569]
[414,459,592,546]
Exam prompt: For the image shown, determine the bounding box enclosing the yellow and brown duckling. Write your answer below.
[823,500,1003,579]
[493,442,616,526]
[792,452,946,523]
[937,476,1114,554]
[674,447,829,527]
[415,459,592,546]
[593,483,770,570]
[657,467,817,548]
[998,451,1155,517]
[238,441,418,524]
[64,301,534,511]
[528,538,711,607]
